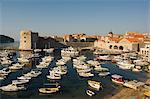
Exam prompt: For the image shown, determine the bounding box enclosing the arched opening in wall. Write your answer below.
[109,45,112,49]
[114,45,118,49]
[65,40,68,42]
[119,46,124,50]
[73,39,78,42]
[80,39,85,42]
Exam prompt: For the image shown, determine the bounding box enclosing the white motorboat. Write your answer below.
[76,55,86,61]
[56,60,66,66]
[88,80,102,90]
[95,55,111,61]
[123,80,145,90]
[94,67,109,72]
[86,90,95,96]
[42,56,53,63]
[43,48,54,53]
[9,63,24,70]
[12,79,29,84]
[24,70,42,77]
[61,47,79,57]
[0,84,25,91]
[47,70,62,80]
[53,67,67,75]
[117,61,135,70]
[78,72,94,77]
[36,62,48,69]
[1,57,9,61]
[0,68,11,75]
[32,53,41,58]
[17,76,31,80]
[1,60,12,65]
[9,66,22,70]
[132,68,142,72]
[34,49,42,52]
[75,64,89,69]
[18,58,29,63]
[98,72,110,77]
[111,74,124,84]
[47,75,61,80]
[87,60,100,66]
[111,55,123,63]
[76,68,91,73]
[0,76,6,80]
[61,56,71,61]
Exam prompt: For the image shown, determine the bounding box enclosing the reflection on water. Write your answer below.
[0,50,149,99]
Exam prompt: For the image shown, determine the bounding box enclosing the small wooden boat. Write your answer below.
[39,87,59,94]
[88,80,102,90]
[86,90,95,96]
[39,82,60,94]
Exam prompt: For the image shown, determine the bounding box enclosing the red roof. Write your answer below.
[125,38,143,43]
[109,37,122,42]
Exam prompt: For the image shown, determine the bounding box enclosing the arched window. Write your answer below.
[80,39,85,42]
[114,45,118,49]
[109,45,112,49]
[119,46,124,50]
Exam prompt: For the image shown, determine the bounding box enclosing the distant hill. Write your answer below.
[0,35,14,43]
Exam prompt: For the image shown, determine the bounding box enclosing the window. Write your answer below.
[24,41,26,43]
[109,45,112,49]
[119,46,124,50]
[114,45,118,49]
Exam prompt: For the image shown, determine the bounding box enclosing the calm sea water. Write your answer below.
[0,44,149,99]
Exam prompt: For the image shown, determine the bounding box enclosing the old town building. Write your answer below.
[94,32,144,52]
[19,30,67,50]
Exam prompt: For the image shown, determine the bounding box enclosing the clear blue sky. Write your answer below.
[0,0,149,41]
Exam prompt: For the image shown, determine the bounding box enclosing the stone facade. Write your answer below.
[19,30,38,50]
[140,44,150,62]
[19,30,67,50]
[94,38,144,52]
[94,32,145,52]
[63,33,98,42]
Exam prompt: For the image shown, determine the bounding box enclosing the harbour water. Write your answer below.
[0,49,149,99]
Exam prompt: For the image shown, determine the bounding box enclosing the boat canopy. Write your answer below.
[111,74,123,79]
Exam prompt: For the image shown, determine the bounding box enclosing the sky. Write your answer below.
[0,0,149,41]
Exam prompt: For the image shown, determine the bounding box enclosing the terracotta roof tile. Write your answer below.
[125,38,143,43]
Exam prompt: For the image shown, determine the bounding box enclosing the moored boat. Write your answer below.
[111,74,124,84]
[12,79,29,85]
[88,80,102,90]
[39,83,60,94]
[39,87,59,94]
[98,72,110,77]
[0,84,25,91]
[86,90,95,96]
